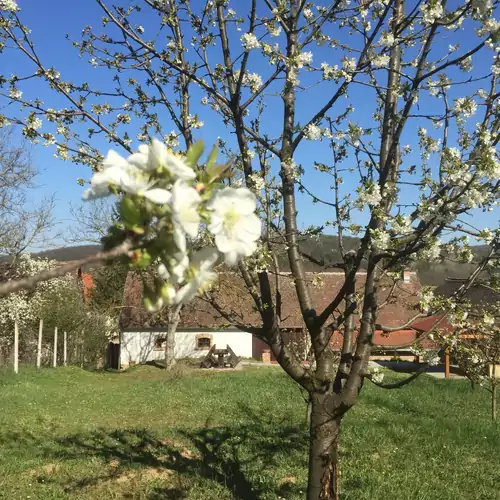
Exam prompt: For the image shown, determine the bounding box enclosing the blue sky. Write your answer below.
[1,0,498,247]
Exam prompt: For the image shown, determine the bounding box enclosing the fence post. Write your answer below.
[63,331,67,367]
[14,321,19,374]
[37,319,43,369]
[53,327,58,368]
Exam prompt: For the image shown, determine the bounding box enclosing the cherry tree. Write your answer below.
[1,0,500,498]
[424,272,500,421]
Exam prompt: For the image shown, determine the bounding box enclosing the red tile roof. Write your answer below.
[121,271,422,333]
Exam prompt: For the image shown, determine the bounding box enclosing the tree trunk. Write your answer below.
[164,304,182,371]
[164,325,176,370]
[307,392,341,500]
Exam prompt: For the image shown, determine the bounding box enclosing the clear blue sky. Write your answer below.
[2,0,498,247]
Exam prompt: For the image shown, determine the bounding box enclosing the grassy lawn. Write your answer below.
[0,365,499,500]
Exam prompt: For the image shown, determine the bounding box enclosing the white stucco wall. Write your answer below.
[120,329,253,366]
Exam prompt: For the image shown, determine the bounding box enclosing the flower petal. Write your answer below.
[143,188,172,204]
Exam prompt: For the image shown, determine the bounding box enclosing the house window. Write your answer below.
[154,336,167,351]
[196,334,212,350]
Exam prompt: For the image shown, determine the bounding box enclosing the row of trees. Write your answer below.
[1,0,499,498]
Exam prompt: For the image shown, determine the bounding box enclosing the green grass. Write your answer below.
[0,365,499,500]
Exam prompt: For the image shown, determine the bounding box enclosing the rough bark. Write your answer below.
[307,392,341,500]
[164,303,182,370]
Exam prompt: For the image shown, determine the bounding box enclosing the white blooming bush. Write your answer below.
[0,254,73,343]
[85,139,261,312]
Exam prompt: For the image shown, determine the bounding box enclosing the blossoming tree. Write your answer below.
[1,0,500,497]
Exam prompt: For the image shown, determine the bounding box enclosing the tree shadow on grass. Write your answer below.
[0,403,308,499]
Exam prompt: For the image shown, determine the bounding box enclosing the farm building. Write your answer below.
[118,270,426,369]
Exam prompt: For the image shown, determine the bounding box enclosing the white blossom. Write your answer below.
[128,139,196,180]
[304,123,322,141]
[343,57,357,73]
[483,313,495,326]
[420,289,435,313]
[158,252,189,286]
[419,239,442,261]
[356,183,382,207]
[472,0,492,15]
[0,0,17,11]
[420,1,443,25]
[459,56,473,72]
[303,8,314,20]
[296,51,313,68]
[321,62,339,80]
[423,351,440,366]
[207,187,261,265]
[390,215,412,235]
[174,248,219,304]
[9,87,22,99]
[249,173,265,190]
[26,116,42,130]
[171,179,202,251]
[372,54,390,68]
[453,97,477,118]
[241,32,260,51]
[187,114,204,129]
[379,32,395,47]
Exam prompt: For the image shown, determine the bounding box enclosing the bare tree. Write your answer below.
[0,129,55,257]
[67,199,116,245]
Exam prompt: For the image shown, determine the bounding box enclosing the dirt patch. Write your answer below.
[281,475,297,485]
[111,467,174,485]
[26,463,60,477]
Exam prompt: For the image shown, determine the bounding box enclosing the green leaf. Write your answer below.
[133,250,151,269]
[206,144,218,170]
[208,160,234,183]
[119,197,141,226]
[185,140,205,167]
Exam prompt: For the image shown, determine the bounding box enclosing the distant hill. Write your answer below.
[0,239,491,286]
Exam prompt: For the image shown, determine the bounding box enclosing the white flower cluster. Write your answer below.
[355,183,382,207]
[372,54,390,68]
[369,228,391,250]
[343,57,357,73]
[303,7,314,20]
[419,289,435,313]
[248,173,266,190]
[321,62,338,80]
[304,123,322,141]
[453,97,477,118]
[0,254,73,339]
[0,0,17,11]
[187,114,204,129]
[390,215,412,235]
[472,0,493,16]
[420,0,443,25]
[419,239,442,262]
[9,87,22,99]
[379,32,395,47]
[234,70,263,93]
[83,140,261,310]
[241,32,260,51]
[423,351,441,366]
[296,51,313,68]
